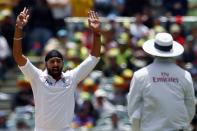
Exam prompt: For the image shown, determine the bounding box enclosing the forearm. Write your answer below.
[13,26,27,66]
[90,33,101,57]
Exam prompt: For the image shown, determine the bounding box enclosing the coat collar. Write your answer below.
[154,57,175,63]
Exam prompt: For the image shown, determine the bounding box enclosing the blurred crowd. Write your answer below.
[1,0,197,130]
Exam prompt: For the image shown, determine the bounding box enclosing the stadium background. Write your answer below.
[0,0,197,130]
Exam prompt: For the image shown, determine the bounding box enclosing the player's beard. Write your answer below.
[47,67,63,79]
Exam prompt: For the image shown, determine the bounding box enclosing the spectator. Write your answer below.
[0,0,17,16]
[80,77,98,94]
[94,0,125,17]
[149,17,166,39]
[149,0,164,16]
[0,33,12,81]
[182,44,196,66]
[27,0,55,55]
[102,24,117,51]
[7,106,35,131]
[46,0,70,30]
[122,0,150,16]
[163,0,188,16]
[109,0,125,17]
[0,111,8,130]
[187,0,197,16]
[71,106,94,129]
[44,29,76,57]
[108,112,130,131]
[94,0,112,16]
[93,111,131,131]
[116,32,132,68]
[111,75,128,105]
[72,99,98,129]
[70,0,94,17]
[11,76,34,111]
[170,23,185,45]
[93,89,115,118]
[0,10,15,50]
[184,27,197,65]
[103,48,123,77]
[129,13,150,46]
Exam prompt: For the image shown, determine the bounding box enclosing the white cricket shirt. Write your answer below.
[127,58,195,131]
[19,55,99,131]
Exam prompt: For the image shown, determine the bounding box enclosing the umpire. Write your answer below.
[127,32,196,131]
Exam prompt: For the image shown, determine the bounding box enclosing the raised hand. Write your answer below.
[16,7,29,29]
[88,10,101,34]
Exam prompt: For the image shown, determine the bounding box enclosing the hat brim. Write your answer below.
[142,39,184,57]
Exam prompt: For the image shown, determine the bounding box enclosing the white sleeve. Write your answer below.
[0,36,10,59]
[184,71,196,122]
[18,59,42,82]
[72,55,100,84]
[127,73,142,121]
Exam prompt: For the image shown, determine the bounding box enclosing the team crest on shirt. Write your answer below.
[45,79,53,86]
[62,76,71,87]
[43,76,71,88]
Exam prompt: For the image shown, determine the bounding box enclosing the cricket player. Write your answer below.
[13,7,101,131]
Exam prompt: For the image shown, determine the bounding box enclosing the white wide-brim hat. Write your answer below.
[142,32,184,57]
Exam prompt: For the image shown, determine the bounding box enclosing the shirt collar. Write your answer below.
[43,69,64,81]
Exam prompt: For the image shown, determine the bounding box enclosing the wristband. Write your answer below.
[15,24,23,30]
[13,37,23,40]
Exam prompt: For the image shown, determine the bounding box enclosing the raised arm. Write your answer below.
[71,11,101,84]
[88,10,101,57]
[13,7,29,66]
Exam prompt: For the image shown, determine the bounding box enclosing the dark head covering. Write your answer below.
[45,50,63,62]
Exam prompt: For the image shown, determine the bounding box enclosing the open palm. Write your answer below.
[88,10,100,34]
[16,7,29,29]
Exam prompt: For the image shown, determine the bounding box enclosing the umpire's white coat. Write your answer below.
[127,58,195,131]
